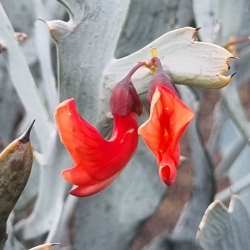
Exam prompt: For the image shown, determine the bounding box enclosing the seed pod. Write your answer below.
[0,121,34,245]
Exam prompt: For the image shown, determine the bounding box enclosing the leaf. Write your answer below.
[104,27,234,91]
[197,195,250,250]
[0,121,34,244]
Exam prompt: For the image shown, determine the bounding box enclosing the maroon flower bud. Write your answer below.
[110,63,145,116]
[147,57,178,102]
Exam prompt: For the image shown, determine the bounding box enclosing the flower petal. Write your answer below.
[55,98,139,196]
[55,98,107,166]
[70,173,119,197]
[62,166,94,186]
[159,156,177,185]
[160,85,194,149]
[139,84,194,184]
[138,88,163,159]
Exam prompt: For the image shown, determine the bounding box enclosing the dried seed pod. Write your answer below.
[0,121,34,245]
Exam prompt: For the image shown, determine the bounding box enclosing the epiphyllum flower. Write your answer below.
[138,56,194,185]
[55,63,144,197]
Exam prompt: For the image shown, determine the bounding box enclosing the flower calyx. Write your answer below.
[110,62,145,117]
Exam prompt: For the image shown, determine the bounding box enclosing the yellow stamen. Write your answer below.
[150,47,159,58]
[143,48,160,75]
[144,62,155,75]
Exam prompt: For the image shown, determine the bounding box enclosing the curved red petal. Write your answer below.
[85,113,138,180]
[139,86,193,160]
[55,98,107,165]
[159,85,194,149]
[139,84,194,185]
[70,173,118,197]
[138,88,162,159]
[62,166,94,186]
[55,98,139,195]
[159,157,177,185]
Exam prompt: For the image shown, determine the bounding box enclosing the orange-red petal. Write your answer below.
[70,173,119,197]
[159,156,176,185]
[139,84,194,185]
[55,98,139,196]
[55,98,107,166]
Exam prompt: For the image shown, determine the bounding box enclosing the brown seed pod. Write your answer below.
[0,121,34,246]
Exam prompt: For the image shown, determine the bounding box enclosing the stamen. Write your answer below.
[144,48,161,75]
[150,47,159,58]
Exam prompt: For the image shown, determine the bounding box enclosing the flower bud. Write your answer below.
[110,63,144,116]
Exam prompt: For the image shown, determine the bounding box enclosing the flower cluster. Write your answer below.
[55,52,194,197]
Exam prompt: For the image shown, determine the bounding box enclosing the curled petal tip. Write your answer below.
[159,158,177,186]
[69,185,96,197]
[70,186,81,197]
[70,185,103,197]
[19,120,35,143]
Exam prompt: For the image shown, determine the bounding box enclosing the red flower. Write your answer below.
[138,57,194,185]
[55,64,144,197]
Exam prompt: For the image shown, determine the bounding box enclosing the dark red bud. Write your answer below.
[147,57,179,102]
[110,63,144,116]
